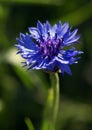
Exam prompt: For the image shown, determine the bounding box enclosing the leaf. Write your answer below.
[25,117,35,130]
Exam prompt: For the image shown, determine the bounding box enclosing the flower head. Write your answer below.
[15,21,83,75]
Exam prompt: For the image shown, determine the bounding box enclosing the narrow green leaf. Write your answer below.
[25,117,35,130]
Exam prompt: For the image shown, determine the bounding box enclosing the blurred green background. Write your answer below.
[0,0,92,130]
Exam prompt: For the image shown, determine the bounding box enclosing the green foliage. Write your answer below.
[0,0,92,130]
[25,118,35,130]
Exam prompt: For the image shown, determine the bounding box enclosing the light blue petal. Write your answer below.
[64,36,80,45]
[29,27,40,39]
[61,22,69,35]
[45,21,51,31]
[37,21,44,35]
[64,29,78,41]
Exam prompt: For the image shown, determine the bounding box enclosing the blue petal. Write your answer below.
[29,27,40,39]
[55,56,69,64]
[16,38,24,46]
[16,33,38,50]
[49,24,57,39]
[56,21,62,37]
[20,33,25,41]
[37,21,44,35]
[61,22,69,36]
[56,60,72,75]
[64,29,78,41]
[45,21,51,31]
[57,21,62,29]
[64,35,80,45]
[26,52,42,66]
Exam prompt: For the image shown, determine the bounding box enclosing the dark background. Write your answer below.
[0,0,92,130]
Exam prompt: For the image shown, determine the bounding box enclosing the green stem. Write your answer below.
[41,73,59,130]
[50,73,59,127]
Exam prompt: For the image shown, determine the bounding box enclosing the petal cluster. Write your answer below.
[15,21,83,75]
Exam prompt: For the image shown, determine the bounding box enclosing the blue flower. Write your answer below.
[15,21,83,75]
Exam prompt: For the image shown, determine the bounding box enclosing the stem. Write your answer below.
[41,73,59,130]
[50,73,59,127]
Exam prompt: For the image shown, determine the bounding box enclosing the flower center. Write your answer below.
[40,39,60,58]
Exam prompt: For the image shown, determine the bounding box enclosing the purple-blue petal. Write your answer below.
[56,60,72,75]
